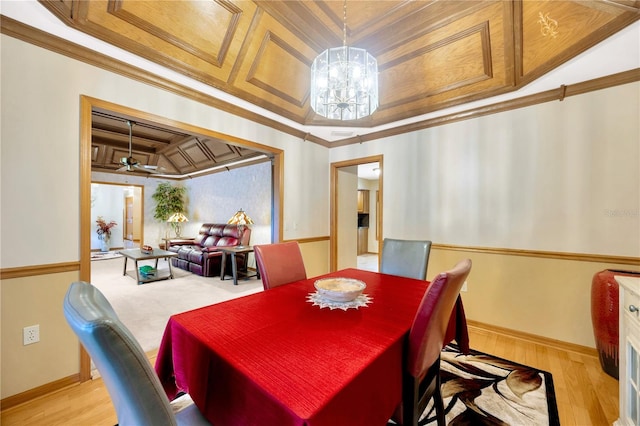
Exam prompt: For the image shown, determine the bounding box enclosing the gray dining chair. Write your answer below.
[63,281,210,426]
[380,238,432,280]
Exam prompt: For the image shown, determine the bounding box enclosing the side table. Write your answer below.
[219,246,260,285]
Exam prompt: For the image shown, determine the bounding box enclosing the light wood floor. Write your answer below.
[1,325,619,425]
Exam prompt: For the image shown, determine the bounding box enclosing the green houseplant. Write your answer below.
[152,182,187,223]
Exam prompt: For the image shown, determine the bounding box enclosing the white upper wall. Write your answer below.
[0,34,330,268]
[330,82,640,257]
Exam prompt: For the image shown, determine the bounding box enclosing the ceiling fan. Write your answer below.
[117,120,164,174]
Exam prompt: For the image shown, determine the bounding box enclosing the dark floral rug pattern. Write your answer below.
[419,344,560,425]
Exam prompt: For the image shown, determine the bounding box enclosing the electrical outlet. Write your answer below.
[23,325,40,345]
[461,281,468,292]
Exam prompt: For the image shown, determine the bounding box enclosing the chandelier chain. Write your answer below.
[342,0,347,47]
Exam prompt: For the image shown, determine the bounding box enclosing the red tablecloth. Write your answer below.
[155,268,468,426]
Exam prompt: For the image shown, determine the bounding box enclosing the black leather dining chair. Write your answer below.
[380,238,432,280]
[63,281,210,426]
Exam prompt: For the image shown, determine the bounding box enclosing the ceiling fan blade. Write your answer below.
[133,164,162,174]
[116,165,129,172]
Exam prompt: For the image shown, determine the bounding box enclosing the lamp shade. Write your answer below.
[167,212,188,223]
[228,209,253,226]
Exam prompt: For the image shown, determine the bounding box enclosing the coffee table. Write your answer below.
[119,248,178,285]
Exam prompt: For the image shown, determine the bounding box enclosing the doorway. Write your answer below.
[330,155,383,272]
[91,182,143,251]
[79,95,285,381]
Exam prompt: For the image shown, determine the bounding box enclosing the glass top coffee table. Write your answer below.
[119,248,178,285]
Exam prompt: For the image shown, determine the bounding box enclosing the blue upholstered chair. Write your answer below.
[380,238,432,280]
[63,281,210,426]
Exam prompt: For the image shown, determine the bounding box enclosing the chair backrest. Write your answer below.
[254,241,307,290]
[380,238,432,280]
[63,281,178,426]
[407,259,472,378]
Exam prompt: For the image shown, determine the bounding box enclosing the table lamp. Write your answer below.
[228,208,253,248]
[167,212,188,237]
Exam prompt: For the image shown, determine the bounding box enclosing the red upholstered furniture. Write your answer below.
[591,269,640,379]
[168,224,250,277]
[155,268,469,426]
[254,241,307,290]
[393,258,472,426]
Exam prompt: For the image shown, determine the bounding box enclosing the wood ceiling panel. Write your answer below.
[91,145,100,163]
[108,147,153,166]
[165,149,194,171]
[78,0,256,85]
[521,0,628,78]
[202,140,240,161]
[108,0,241,66]
[180,140,212,167]
[380,23,492,108]
[246,32,311,107]
[233,12,317,118]
[374,1,509,122]
[39,0,639,134]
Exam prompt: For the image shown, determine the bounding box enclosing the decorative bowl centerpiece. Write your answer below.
[314,277,366,303]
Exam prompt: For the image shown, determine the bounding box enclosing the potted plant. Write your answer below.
[152,182,187,236]
[96,216,117,252]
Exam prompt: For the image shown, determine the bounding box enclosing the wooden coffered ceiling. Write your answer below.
[32,0,638,175]
[90,109,267,176]
[40,0,639,128]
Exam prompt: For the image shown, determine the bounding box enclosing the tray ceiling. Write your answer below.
[40,0,639,129]
[30,0,639,175]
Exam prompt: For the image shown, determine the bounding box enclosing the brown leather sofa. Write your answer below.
[168,223,251,277]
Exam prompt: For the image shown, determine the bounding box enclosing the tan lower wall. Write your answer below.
[0,241,329,403]
[1,241,633,402]
[1,271,80,399]
[298,239,331,278]
[427,247,639,348]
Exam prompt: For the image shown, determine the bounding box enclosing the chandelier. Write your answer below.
[310,0,378,120]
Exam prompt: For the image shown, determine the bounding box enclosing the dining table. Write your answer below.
[155,268,468,426]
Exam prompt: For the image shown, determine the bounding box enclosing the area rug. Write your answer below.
[90,251,123,261]
[393,344,560,426]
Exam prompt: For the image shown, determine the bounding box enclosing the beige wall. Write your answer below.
[428,248,636,347]
[1,30,638,402]
[330,82,640,348]
[1,272,80,397]
[0,34,328,400]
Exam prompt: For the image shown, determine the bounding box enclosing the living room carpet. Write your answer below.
[396,344,560,426]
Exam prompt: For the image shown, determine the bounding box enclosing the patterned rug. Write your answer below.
[396,344,560,426]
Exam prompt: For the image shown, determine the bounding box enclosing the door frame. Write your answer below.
[79,95,284,380]
[330,155,383,271]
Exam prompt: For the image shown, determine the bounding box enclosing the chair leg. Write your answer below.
[402,374,419,426]
[433,372,446,426]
